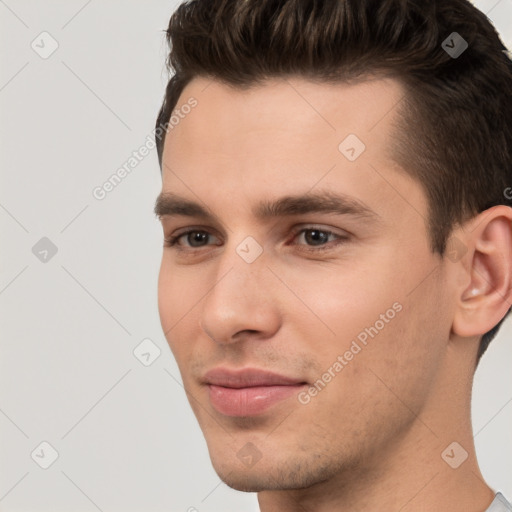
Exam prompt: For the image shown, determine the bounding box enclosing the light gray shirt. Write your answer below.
[486,493,512,511]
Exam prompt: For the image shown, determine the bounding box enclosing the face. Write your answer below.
[156,76,455,492]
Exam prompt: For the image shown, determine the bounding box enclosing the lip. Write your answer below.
[203,367,305,388]
[203,368,307,417]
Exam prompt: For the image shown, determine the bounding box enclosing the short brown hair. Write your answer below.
[155,0,512,363]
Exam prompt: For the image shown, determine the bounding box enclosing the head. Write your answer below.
[154,0,512,496]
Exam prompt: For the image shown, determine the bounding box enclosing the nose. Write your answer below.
[199,244,281,345]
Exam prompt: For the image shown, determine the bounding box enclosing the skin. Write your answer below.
[155,76,512,512]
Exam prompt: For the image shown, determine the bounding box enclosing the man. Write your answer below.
[153,0,512,510]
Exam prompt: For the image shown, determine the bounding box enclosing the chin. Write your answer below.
[207,449,274,492]
[212,463,298,493]
[209,451,338,493]
[217,470,271,493]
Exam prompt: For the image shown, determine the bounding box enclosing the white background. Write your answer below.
[0,1,511,511]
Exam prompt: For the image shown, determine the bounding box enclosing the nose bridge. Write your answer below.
[206,238,267,312]
[199,237,279,343]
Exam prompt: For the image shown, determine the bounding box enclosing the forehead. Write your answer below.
[160,76,427,228]
[167,75,405,152]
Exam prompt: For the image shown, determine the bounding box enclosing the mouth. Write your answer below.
[203,367,308,417]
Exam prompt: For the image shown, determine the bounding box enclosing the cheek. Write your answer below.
[278,258,405,358]
[157,260,217,378]
[286,251,446,397]
[290,301,443,454]
[327,274,448,416]
[157,260,175,334]
[157,260,196,352]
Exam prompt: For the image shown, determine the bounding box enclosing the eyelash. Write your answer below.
[163,227,349,253]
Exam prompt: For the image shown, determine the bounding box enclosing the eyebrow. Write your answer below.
[154,190,381,225]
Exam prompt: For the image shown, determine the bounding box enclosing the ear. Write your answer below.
[452,205,512,338]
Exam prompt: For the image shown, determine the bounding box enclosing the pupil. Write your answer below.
[189,231,208,247]
[306,230,328,245]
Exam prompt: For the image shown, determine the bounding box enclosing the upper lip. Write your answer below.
[203,368,306,388]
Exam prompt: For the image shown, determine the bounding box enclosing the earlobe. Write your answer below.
[451,206,512,339]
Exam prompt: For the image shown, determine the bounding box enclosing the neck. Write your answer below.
[258,422,494,512]
[258,340,495,512]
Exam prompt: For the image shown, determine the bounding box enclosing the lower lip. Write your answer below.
[208,384,306,416]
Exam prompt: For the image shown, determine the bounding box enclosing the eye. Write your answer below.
[163,226,348,253]
[290,227,348,251]
[163,229,221,249]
